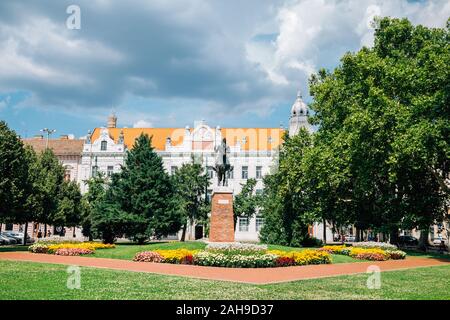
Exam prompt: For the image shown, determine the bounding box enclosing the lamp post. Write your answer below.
[40,128,56,149]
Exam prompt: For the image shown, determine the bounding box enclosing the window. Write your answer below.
[256,189,263,196]
[226,167,234,180]
[241,166,248,179]
[101,141,107,151]
[256,166,262,179]
[64,170,71,181]
[92,166,98,177]
[206,189,212,203]
[107,166,114,177]
[5,223,13,231]
[239,217,249,232]
[256,217,264,232]
[207,166,214,179]
[171,166,178,175]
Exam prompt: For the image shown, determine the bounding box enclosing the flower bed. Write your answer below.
[54,248,93,256]
[133,251,164,263]
[133,244,331,268]
[318,244,406,261]
[351,241,398,251]
[206,242,268,255]
[29,242,115,254]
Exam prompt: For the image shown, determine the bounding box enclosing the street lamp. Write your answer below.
[40,128,56,149]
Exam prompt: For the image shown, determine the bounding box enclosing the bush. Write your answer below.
[300,236,323,248]
[133,251,164,263]
[54,248,93,256]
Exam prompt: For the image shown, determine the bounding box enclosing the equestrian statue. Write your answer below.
[213,138,233,186]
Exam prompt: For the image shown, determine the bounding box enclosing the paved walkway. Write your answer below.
[0,252,448,284]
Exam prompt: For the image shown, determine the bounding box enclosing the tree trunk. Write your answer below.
[355,227,361,242]
[322,218,327,244]
[0,223,2,232]
[419,228,429,251]
[389,229,399,246]
[23,222,28,246]
[180,223,187,242]
[44,224,47,238]
[73,227,76,238]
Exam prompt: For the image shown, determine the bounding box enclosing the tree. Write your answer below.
[0,121,30,226]
[93,134,181,244]
[81,172,107,241]
[54,180,83,237]
[172,159,210,241]
[33,149,65,236]
[308,17,449,246]
[233,178,260,228]
[260,129,316,247]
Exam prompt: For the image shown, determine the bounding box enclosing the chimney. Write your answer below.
[107,113,117,128]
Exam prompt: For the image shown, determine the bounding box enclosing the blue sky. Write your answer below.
[0,0,448,138]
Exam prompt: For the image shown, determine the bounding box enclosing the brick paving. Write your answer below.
[0,252,448,284]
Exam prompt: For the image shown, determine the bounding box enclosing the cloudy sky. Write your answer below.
[0,0,448,138]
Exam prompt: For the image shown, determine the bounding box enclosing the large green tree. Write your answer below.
[308,17,449,245]
[233,178,261,228]
[172,160,210,241]
[94,134,181,244]
[0,121,30,225]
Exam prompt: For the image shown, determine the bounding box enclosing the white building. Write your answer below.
[77,93,317,242]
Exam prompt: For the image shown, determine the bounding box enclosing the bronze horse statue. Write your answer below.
[213,138,233,186]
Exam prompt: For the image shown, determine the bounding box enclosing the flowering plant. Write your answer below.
[206,242,267,255]
[348,248,389,261]
[54,248,93,256]
[28,243,49,253]
[194,251,277,268]
[47,242,115,253]
[387,250,407,260]
[154,249,198,264]
[352,242,397,250]
[133,251,164,263]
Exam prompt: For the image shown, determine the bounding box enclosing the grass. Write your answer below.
[90,241,362,264]
[0,260,448,300]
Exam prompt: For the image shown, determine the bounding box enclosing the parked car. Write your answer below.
[433,236,448,245]
[0,234,17,245]
[2,231,23,244]
[397,235,419,246]
[344,235,355,242]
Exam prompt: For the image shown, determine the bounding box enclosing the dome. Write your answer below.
[291,91,309,116]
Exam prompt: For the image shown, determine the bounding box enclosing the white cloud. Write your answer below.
[133,119,153,128]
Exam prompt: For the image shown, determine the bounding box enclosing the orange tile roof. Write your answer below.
[23,138,84,156]
[91,127,285,151]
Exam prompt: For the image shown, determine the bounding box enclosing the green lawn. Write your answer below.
[0,260,448,300]
[91,241,361,264]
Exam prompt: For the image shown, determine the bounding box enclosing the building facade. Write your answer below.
[78,94,312,241]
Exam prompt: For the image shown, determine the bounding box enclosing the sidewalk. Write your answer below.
[0,252,448,284]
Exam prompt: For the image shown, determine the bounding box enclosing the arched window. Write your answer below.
[101,141,107,151]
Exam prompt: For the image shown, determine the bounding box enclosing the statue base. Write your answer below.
[209,187,235,242]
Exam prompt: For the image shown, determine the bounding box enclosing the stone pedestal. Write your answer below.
[209,187,235,242]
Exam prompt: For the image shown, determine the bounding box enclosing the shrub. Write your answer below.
[353,242,397,250]
[54,248,93,256]
[300,236,323,248]
[318,245,350,255]
[133,251,164,263]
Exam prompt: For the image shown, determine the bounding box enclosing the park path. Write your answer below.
[0,252,448,284]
